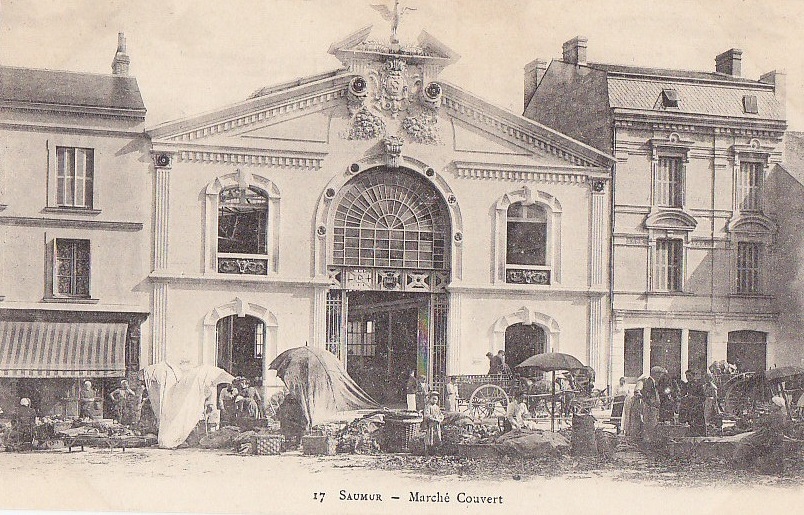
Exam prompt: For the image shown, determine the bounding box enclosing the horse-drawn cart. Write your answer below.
[454,374,514,419]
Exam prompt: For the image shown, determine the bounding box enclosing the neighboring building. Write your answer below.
[147,26,615,404]
[0,34,151,415]
[524,37,789,384]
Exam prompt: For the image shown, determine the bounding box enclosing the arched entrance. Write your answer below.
[324,166,451,405]
[505,323,546,368]
[216,314,265,382]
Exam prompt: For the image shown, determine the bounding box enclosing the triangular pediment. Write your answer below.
[148,66,614,171]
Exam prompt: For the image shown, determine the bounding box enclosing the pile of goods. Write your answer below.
[335,413,384,454]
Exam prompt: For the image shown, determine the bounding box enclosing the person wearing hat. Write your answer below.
[638,366,665,446]
[79,380,98,419]
[405,369,418,411]
[421,390,444,455]
[10,398,37,451]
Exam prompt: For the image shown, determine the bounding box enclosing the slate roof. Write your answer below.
[0,66,145,113]
[605,77,784,120]
[576,61,784,121]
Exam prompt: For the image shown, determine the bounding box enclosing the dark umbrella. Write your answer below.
[765,366,804,382]
[268,346,379,428]
[516,352,586,431]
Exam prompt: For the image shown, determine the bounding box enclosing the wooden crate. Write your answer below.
[255,434,284,455]
[302,435,336,456]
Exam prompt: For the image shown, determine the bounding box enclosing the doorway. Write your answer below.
[505,323,546,368]
[727,330,767,373]
[345,291,427,405]
[216,315,265,382]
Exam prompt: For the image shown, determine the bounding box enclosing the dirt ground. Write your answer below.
[1,446,803,515]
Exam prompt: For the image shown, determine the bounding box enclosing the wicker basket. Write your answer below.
[255,434,284,455]
[384,416,422,452]
[302,435,337,455]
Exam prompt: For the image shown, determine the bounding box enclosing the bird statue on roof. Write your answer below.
[371,0,416,45]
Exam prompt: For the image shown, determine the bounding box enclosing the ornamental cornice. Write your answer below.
[162,87,348,143]
[613,115,785,140]
[453,161,604,184]
[442,95,604,169]
[152,142,327,170]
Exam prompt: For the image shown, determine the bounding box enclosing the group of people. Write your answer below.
[78,379,146,427]
[213,376,263,428]
[403,370,464,454]
[617,366,723,444]
[486,350,511,376]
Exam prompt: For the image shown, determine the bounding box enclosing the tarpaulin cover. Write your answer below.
[140,363,234,449]
[269,346,378,428]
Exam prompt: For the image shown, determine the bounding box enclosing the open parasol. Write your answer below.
[765,366,804,382]
[269,346,379,428]
[516,352,586,431]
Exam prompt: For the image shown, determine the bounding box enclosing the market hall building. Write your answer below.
[0,36,151,415]
[524,37,790,383]
[147,27,615,403]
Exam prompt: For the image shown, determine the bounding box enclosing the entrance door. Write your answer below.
[727,330,767,373]
[650,328,682,379]
[346,291,427,405]
[505,323,546,368]
[217,315,265,381]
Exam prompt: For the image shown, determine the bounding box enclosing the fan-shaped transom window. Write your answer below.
[333,168,450,270]
[218,186,269,255]
[506,202,547,266]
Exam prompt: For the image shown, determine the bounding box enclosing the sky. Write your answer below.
[0,0,802,129]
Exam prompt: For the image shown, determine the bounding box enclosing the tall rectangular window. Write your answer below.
[624,328,644,378]
[654,239,683,291]
[654,156,684,207]
[737,161,763,212]
[736,242,762,294]
[56,147,94,208]
[254,322,264,359]
[55,239,90,297]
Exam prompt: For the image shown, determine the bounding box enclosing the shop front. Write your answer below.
[0,312,145,418]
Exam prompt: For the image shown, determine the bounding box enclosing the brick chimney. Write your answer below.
[715,48,742,77]
[523,58,548,110]
[760,69,786,117]
[111,32,130,76]
[562,36,588,65]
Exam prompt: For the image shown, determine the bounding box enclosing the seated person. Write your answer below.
[503,392,529,432]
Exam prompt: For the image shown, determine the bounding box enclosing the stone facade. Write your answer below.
[525,37,790,384]
[147,27,614,400]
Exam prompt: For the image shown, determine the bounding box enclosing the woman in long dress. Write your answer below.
[444,376,458,413]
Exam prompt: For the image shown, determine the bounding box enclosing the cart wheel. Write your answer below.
[468,384,509,420]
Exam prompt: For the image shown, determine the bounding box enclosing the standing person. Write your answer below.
[611,377,628,432]
[487,352,501,375]
[218,384,238,425]
[640,367,664,445]
[405,370,417,411]
[79,380,98,419]
[498,350,511,375]
[703,372,719,432]
[9,398,37,451]
[241,379,263,419]
[109,380,136,425]
[444,376,459,413]
[421,391,444,455]
[416,375,428,411]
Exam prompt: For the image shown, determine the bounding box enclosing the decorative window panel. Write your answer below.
[654,239,683,291]
[333,168,450,270]
[506,203,547,266]
[736,241,761,294]
[654,156,684,207]
[55,239,90,297]
[218,186,269,255]
[737,161,763,212]
[56,147,94,208]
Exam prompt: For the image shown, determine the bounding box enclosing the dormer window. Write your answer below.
[661,89,679,108]
[742,95,758,114]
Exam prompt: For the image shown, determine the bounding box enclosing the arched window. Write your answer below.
[218,186,269,255]
[506,203,547,267]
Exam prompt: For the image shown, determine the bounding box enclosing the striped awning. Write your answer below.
[0,321,127,378]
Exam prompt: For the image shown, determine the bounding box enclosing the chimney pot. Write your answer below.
[562,36,588,65]
[715,48,742,77]
[760,69,786,118]
[524,58,548,110]
[111,32,131,76]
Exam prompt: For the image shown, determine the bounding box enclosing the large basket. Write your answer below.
[302,434,337,456]
[255,434,284,455]
[384,416,422,452]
